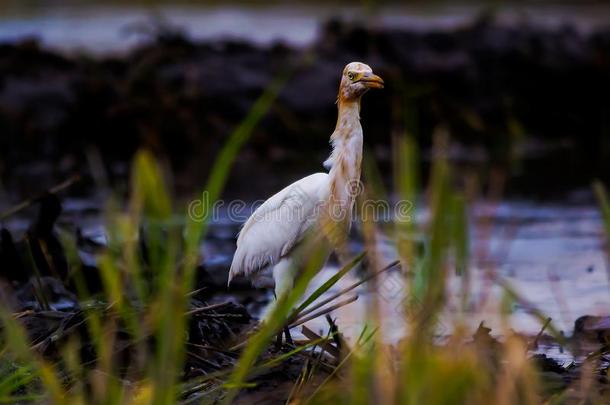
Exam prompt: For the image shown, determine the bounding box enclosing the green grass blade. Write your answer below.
[593,180,610,241]
[451,193,469,277]
[184,71,290,252]
[0,365,36,397]
[293,252,365,315]
[0,309,64,402]
[223,242,328,403]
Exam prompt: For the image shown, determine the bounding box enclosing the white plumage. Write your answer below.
[228,172,329,288]
[228,62,384,321]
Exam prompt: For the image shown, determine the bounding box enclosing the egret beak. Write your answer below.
[359,72,384,89]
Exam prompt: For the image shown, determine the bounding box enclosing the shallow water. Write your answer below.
[1,3,609,54]
[3,191,608,366]
[207,199,610,345]
[5,194,608,347]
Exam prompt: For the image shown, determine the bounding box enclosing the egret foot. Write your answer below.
[284,327,294,345]
[273,326,294,351]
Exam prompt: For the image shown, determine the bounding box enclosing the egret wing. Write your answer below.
[228,173,328,284]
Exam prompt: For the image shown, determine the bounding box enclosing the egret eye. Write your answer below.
[347,72,355,80]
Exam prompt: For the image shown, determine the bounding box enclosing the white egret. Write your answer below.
[228,62,384,320]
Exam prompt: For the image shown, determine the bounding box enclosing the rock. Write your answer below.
[0,228,27,284]
[574,315,610,343]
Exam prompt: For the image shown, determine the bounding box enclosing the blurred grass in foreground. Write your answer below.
[0,68,288,404]
[0,78,609,405]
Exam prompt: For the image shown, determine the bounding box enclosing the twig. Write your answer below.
[186,351,222,371]
[185,343,239,358]
[301,326,340,359]
[325,315,346,357]
[289,260,399,323]
[231,261,398,353]
[193,313,245,318]
[187,287,207,297]
[0,175,81,221]
[31,312,86,352]
[289,295,359,329]
[184,302,229,316]
[305,339,358,402]
[13,311,68,320]
[529,317,552,350]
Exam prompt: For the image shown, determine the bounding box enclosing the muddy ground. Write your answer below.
[0,187,609,403]
[1,15,610,200]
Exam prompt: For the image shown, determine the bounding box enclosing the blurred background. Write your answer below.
[1,0,610,338]
[1,0,609,200]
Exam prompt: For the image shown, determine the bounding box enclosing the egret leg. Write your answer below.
[261,258,298,324]
[274,257,298,299]
[276,259,298,347]
[283,327,293,345]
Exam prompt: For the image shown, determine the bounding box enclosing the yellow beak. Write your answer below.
[359,72,384,89]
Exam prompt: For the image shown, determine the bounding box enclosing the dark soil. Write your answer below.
[1,16,610,200]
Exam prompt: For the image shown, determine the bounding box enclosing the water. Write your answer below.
[55,196,608,344]
[203,199,609,344]
[1,3,609,54]
[3,188,607,362]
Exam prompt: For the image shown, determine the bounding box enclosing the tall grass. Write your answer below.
[297,127,547,404]
[0,70,288,404]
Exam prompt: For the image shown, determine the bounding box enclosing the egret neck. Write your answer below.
[323,98,364,246]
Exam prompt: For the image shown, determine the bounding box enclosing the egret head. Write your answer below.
[339,62,384,102]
